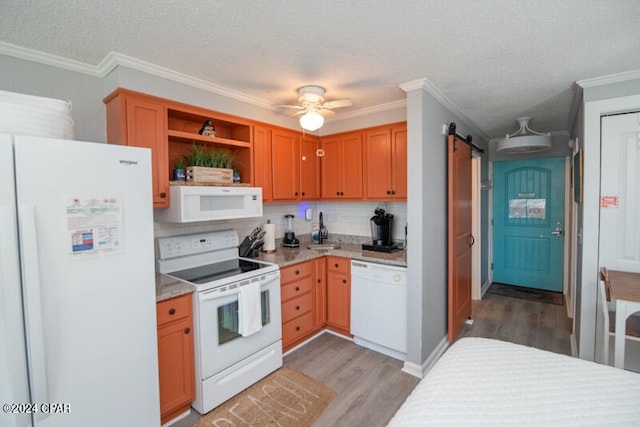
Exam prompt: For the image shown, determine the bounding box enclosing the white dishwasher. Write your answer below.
[350,260,407,361]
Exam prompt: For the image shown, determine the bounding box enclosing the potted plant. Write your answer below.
[184,143,236,184]
[172,159,186,181]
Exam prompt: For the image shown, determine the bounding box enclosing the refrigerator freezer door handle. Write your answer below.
[18,205,50,422]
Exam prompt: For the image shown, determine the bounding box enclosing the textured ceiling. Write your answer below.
[1,0,639,139]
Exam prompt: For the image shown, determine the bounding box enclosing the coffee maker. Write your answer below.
[362,208,399,252]
[282,214,300,248]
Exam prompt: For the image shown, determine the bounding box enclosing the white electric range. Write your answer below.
[157,230,282,414]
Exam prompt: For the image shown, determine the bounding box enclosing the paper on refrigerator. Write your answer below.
[66,196,124,257]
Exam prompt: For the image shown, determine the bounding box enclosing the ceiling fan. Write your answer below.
[277,85,352,131]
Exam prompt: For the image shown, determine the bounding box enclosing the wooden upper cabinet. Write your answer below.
[300,135,321,199]
[271,128,300,200]
[105,90,169,207]
[253,124,273,202]
[391,124,408,199]
[363,123,407,200]
[320,131,363,199]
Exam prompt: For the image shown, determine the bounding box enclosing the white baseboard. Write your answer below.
[161,409,190,427]
[283,329,353,357]
[402,335,449,379]
[480,279,492,298]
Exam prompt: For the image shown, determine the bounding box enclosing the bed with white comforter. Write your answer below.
[388,337,640,426]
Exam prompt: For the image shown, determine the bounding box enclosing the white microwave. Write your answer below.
[158,186,262,223]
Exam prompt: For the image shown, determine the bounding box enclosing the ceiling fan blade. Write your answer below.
[320,99,352,109]
[273,104,305,110]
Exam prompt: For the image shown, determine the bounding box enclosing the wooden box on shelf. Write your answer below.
[186,166,233,184]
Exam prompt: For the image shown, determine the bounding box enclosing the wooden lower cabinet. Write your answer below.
[156,293,195,425]
[326,256,352,336]
[280,256,350,352]
[281,261,316,351]
[314,257,327,328]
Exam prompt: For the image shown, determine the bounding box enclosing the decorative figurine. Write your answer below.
[199,120,216,137]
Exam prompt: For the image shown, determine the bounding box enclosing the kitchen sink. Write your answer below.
[307,243,341,250]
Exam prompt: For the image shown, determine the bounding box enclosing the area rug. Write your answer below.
[488,282,563,305]
[193,368,336,427]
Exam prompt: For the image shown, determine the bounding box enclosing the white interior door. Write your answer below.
[599,113,640,272]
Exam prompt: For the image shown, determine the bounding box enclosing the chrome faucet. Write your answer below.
[319,211,327,244]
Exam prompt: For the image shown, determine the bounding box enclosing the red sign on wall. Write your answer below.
[600,195,619,209]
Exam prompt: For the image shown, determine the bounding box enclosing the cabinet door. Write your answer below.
[157,318,194,423]
[327,271,350,331]
[314,257,327,328]
[364,128,393,199]
[125,97,169,207]
[300,135,321,199]
[253,124,273,201]
[392,125,408,199]
[341,133,363,198]
[320,137,342,199]
[271,128,300,200]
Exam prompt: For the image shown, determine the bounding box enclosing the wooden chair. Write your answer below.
[599,267,640,365]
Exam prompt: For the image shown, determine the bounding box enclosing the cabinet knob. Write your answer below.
[295,286,300,291]
[342,279,347,284]
[295,270,300,275]
[296,326,300,331]
[317,279,321,283]
[294,191,298,196]
[336,191,340,196]
[160,192,166,198]
[184,327,190,334]
[391,190,396,195]
[334,263,339,268]
[340,192,344,196]
[302,192,305,196]
[296,305,300,310]
[387,190,391,195]
[169,308,176,315]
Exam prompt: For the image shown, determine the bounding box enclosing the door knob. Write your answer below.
[551,228,563,236]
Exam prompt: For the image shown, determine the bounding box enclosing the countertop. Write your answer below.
[155,242,407,302]
[254,242,407,268]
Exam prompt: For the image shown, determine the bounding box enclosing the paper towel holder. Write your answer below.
[261,219,277,253]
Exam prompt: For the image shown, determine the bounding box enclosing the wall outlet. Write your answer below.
[442,124,448,135]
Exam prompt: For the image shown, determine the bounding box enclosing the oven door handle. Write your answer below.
[197,271,280,302]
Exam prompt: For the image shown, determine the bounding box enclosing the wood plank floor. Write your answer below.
[171,291,572,426]
[457,291,573,356]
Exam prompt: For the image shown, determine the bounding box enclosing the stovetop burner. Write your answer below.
[156,230,279,292]
[169,258,269,284]
[361,243,402,253]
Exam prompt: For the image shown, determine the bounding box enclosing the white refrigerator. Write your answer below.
[0,134,160,426]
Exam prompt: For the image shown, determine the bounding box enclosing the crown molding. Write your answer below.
[97,52,274,109]
[400,77,489,142]
[0,41,101,76]
[326,99,406,123]
[577,69,640,88]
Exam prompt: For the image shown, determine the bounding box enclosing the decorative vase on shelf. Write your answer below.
[173,160,186,181]
[233,169,241,183]
[173,168,186,181]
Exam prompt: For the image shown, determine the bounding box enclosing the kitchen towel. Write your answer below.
[238,281,262,337]
[262,222,276,252]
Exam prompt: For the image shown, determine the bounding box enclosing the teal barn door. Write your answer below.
[493,157,565,291]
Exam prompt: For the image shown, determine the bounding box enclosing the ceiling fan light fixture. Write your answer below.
[496,117,552,153]
[299,109,324,131]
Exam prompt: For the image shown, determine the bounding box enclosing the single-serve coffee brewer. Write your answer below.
[362,208,399,252]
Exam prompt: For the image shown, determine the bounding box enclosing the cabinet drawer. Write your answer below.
[327,256,349,274]
[282,312,314,345]
[281,261,313,283]
[281,293,313,323]
[281,276,313,301]
[157,294,192,326]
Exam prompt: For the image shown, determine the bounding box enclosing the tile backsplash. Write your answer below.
[153,201,407,245]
